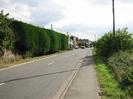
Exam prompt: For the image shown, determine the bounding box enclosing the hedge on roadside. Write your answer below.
[96,28,133,58]
[93,52,127,99]
[61,34,68,50]
[38,29,50,55]
[47,30,60,53]
[11,20,68,57]
[107,51,133,96]
[95,28,133,98]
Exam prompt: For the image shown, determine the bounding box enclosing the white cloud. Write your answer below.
[0,0,133,41]
[52,0,112,27]
[0,1,32,22]
[0,0,64,25]
[51,0,133,40]
[116,1,133,24]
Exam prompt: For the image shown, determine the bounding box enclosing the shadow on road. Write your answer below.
[1,55,94,84]
[81,55,94,68]
[0,69,77,84]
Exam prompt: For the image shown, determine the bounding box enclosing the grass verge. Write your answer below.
[0,50,69,69]
[93,51,128,99]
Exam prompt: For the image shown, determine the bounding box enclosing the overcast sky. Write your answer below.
[0,0,133,40]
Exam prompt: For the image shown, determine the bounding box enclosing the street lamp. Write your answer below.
[112,0,115,35]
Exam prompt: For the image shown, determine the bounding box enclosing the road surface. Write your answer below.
[0,48,90,99]
[64,51,99,99]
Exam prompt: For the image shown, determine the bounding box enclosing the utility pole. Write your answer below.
[67,32,70,48]
[112,0,115,35]
[67,32,68,36]
[84,33,86,47]
[94,34,96,41]
[51,24,53,30]
[67,32,72,49]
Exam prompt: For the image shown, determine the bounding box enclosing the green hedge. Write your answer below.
[96,28,133,58]
[107,51,133,96]
[95,28,133,98]
[93,51,126,99]
[11,20,68,56]
[47,30,60,53]
[61,34,68,50]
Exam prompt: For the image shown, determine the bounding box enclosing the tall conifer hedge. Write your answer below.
[11,20,68,56]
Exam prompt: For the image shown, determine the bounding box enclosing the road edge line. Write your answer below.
[0,54,58,71]
[53,62,81,99]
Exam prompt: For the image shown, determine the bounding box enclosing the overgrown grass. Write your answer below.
[93,51,128,99]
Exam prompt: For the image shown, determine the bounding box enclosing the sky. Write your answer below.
[0,0,133,41]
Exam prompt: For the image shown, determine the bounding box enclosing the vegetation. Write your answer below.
[61,33,68,50]
[107,51,133,96]
[11,21,68,57]
[96,28,133,58]
[93,52,126,99]
[95,28,133,98]
[48,30,60,53]
[0,11,68,63]
[11,21,51,56]
[0,10,15,53]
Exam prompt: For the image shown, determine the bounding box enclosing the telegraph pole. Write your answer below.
[112,0,115,35]
[67,32,71,48]
[51,24,53,30]
[67,32,68,36]
[94,34,96,41]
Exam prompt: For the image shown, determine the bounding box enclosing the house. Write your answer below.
[68,36,79,49]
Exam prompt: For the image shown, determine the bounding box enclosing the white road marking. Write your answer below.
[64,55,68,58]
[0,54,58,71]
[48,61,55,66]
[0,83,5,86]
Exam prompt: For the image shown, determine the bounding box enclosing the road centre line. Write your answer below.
[0,83,5,86]
[64,55,68,58]
[48,61,55,65]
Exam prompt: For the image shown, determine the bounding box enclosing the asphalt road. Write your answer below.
[0,48,90,99]
[64,50,99,99]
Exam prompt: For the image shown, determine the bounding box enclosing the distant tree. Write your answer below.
[0,10,15,53]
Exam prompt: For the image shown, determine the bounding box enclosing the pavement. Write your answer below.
[64,50,99,99]
[0,48,93,99]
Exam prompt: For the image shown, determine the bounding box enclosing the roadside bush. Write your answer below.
[11,20,68,57]
[13,22,51,56]
[61,34,68,50]
[47,30,60,53]
[12,21,40,56]
[23,23,39,56]
[0,10,15,53]
[57,33,62,50]
[93,52,126,99]
[96,28,133,58]
[38,29,50,55]
[11,21,27,54]
[107,51,133,96]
